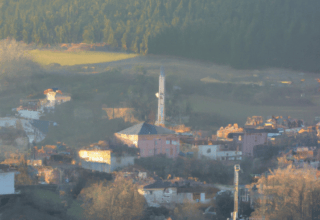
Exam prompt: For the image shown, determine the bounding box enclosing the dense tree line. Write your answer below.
[0,0,319,71]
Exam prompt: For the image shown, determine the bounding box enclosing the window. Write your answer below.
[207,148,211,153]
[170,148,173,155]
[155,140,157,145]
[141,149,144,155]
[166,149,169,155]
[155,149,158,154]
[149,149,153,155]
[166,140,170,144]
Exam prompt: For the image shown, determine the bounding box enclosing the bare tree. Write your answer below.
[80,175,146,220]
[251,166,320,220]
[0,39,41,88]
[173,202,206,220]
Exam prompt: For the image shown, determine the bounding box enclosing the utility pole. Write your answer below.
[233,164,240,220]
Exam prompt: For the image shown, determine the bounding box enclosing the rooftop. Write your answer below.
[144,180,174,189]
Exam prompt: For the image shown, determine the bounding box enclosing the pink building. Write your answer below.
[228,129,276,157]
[115,123,180,158]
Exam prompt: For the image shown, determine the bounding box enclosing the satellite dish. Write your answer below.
[155,93,159,98]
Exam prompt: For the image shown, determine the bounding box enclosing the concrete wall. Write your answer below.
[139,187,178,207]
[81,155,136,173]
[0,172,15,195]
[243,133,267,156]
[116,133,180,158]
[110,155,136,171]
[17,110,41,120]
[198,145,242,160]
[140,188,212,207]
[176,192,193,203]
[81,160,111,173]
[138,134,180,158]
[198,145,219,159]
[217,151,242,160]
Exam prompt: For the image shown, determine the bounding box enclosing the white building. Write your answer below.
[17,110,41,120]
[42,88,71,110]
[0,171,15,195]
[79,149,137,173]
[198,145,242,161]
[198,145,219,160]
[139,180,218,208]
[216,151,242,161]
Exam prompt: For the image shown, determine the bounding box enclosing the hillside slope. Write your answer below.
[0,0,319,71]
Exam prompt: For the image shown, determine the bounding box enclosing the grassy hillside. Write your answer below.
[29,50,137,66]
[188,95,320,125]
[1,40,319,147]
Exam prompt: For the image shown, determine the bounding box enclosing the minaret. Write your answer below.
[155,66,165,126]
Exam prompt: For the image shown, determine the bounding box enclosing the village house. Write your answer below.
[198,145,242,161]
[228,128,278,157]
[79,143,137,173]
[115,122,180,158]
[138,179,219,208]
[43,88,71,110]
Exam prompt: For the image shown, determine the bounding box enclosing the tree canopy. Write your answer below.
[80,176,146,220]
[0,0,319,71]
[252,166,320,220]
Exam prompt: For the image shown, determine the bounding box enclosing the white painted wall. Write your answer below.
[139,187,178,207]
[198,144,242,161]
[217,151,242,157]
[0,172,15,195]
[198,145,219,159]
[81,155,136,173]
[176,192,193,203]
[110,156,136,172]
[17,110,41,120]
[140,188,213,207]
[217,151,242,160]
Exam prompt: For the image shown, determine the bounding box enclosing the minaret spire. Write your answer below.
[156,66,165,126]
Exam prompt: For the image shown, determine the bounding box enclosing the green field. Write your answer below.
[28,50,138,66]
[189,95,320,124]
